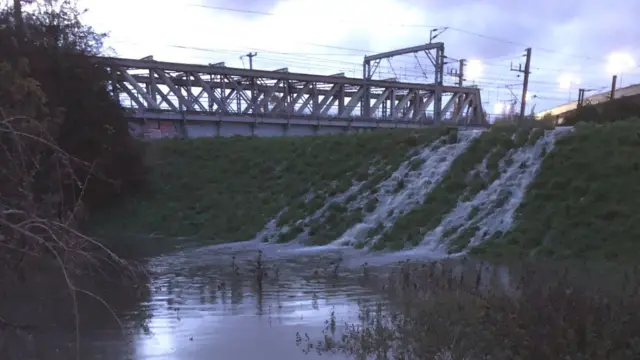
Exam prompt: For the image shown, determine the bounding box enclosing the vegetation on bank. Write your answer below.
[91,128,454,246]
[91,108,640,263]
[97,115,640,263]
[1,2,146,257]
[299,259,640,360]
[92,122,553,253]
[562,97,640,126]
[473,119,640,261]
[0,3,146,211]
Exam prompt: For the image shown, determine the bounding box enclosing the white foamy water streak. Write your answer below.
[334,130,482,246]
[251,127,574,261]
[422,127,572,253]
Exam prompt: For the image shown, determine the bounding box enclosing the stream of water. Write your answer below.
[132,243,381,360]
[4,242,410,360]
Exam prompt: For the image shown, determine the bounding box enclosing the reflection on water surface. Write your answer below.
[130,243,379,360]
[2,241,391,360]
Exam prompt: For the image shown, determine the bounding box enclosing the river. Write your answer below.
[6,240,609,360]
[4,241,432,360]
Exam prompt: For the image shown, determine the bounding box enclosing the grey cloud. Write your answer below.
[402,0,638,61]
[396,0,640,110]
[199,0,639,110]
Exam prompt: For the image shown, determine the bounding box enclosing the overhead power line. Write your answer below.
[108,37,640,84]
[104,39,636,106]
[187,3,636,65]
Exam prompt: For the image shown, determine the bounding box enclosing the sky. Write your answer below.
[76,0,640,116]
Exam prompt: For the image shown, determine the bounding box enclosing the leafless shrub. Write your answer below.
[0,59,144,358]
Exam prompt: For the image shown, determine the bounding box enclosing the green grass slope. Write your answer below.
[472,120,640,261]
[374,126,546,250]
[90,128,452,245]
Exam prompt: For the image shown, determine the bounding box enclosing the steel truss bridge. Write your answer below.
[94,42,487,138]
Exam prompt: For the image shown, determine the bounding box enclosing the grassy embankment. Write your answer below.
[474,119,640,262]
[95,118,640,262]
[90,128,453,255]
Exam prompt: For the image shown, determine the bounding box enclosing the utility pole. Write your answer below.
[577,88,585,107]
[13,0,23,45]
[510,47,532,125]
[610,75,617,100]
[13,0,22,29]
[245,52,257,70]
[241,52,257,115]
[578,87,600,107]
[456,59,465,86]
[447,59,466,114]
[457,59,465,116]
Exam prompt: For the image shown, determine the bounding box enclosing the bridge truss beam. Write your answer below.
[94,57,485,126]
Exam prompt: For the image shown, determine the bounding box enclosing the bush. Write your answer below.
[563,105,601,126]
[0,47,140,315]
[0,1,146,212]
[564,97,640,126]
[299,260,640,360]
[0,3,145,352]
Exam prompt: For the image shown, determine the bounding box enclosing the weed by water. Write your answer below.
[300,259,640,359]
[474,119,640,261]
[92,128,450,245]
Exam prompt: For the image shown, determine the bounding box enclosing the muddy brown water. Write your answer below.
[2,241,405,360]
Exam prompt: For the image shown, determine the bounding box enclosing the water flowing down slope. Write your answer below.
[93,121,640,262]
[257,126,570,253]
[93,128,452,245]
[255,131,474,246]
[253,123,640,262]
[255,130,480,247]
[319,127,573,253]
[332,131,481,248]
[421,127,572,255]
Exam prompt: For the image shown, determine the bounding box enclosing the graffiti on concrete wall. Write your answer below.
[128,120,180,139]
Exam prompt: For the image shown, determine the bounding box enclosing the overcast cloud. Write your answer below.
[79,0,640,114]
